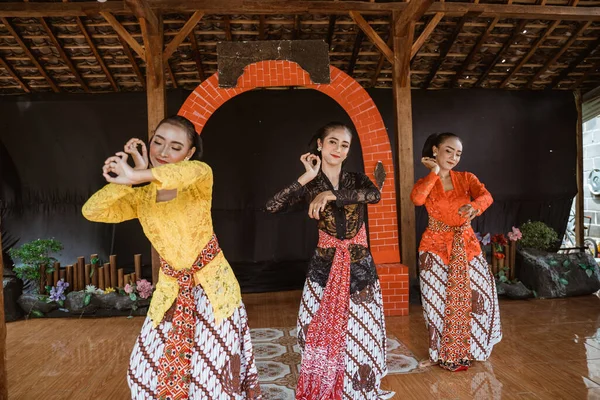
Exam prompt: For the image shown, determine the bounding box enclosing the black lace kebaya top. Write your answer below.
[266,170,381,293]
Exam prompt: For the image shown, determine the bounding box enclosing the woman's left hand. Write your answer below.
[103,152,139,185]
[308,191,336,220]
[458,204,479,222]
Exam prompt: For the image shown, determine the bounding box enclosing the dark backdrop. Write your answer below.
[0,88,577,292]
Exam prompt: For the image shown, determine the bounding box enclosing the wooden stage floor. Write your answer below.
[6,291,600,399]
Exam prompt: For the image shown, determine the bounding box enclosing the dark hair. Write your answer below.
[308,122,353,157]
[154,115,203,160]
[421,132,461,158]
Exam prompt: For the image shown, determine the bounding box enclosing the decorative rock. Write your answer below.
[3,271,23,321]
[497,281,534,300]
[17,293,58,315]
[65,291,101,315]
[96,292,150,311]
[517,249,600,299]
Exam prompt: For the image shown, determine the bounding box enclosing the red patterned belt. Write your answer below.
[296,224,368,399]
[156,234,221,399]
[427,218,472,371]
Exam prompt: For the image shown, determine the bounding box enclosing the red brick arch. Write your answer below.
[178,60,408,315]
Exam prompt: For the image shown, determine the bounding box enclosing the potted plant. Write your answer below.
[8,238,63,294]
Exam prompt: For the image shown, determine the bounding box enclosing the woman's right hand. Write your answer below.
[298,152,321,186]
[421,157,440,175]
[124,138,148,170]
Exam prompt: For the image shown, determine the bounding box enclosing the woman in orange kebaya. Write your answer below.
[411,132,502,372]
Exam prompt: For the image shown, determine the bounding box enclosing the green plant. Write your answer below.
[519,221,558,251]
[8,238,63,281]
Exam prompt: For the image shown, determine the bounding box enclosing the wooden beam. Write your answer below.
[347,29,364,75]
[292,15,300,40]
[423,14,468,89]
[573,56,600,88]
[1,17,59,92]
[117,34,145,89]
[549,35,600,89]
[39,17,89,92]
[499,20,559,88]
[575,90,584,247]
[2,1,600,21]
[223,15,232,41]
[451,16,498,87]
[100,12,145,59]
[0,55,29,92]
[371,21,393,87]
[138,8,166,284]
[526,21,592,88]
[125,0,158,34]
[392,9,417,281]
[188,32,206,81]
[395,0,434,35]
[0,214,7,400]
[326,15,337,47]
[259,15,266,40]
[411,12,444,60]
[350,11,393,65]
[76,17,119,91]
[163,11,203,61]
[166,61,177,88]
[475,20,527,88]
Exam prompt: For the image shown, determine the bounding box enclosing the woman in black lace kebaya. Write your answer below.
[266,122,394,400]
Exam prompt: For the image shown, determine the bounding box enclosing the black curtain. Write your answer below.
[0,88,577,292]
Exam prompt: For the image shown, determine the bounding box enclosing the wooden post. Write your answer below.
[66,265,73,292]
[0,214,9,400]
[131,273,137,284]
[118,269,124,288]
[77,257,85,290]
[39,264,46,294]
[90,253,98,287]
[59,269,66,283]
[393,12,417,280]
[98,266,105,290]
[53,261,60,286]
[134,254,142,282]
[575,90,584,247]
[136,2,166,285]
[84,264,91,286]
[74,260,80,291]
[110,255,118,288]
[103,263,111,289]
[46,272,53,290]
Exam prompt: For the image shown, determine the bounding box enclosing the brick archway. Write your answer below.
[179,60,408,315]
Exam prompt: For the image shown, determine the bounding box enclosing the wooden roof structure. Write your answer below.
[1,0,600,94]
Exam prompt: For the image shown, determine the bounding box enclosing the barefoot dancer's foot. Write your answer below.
[418,359,438,368]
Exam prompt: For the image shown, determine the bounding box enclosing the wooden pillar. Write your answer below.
[0,215,8,400]
[575,90,584,247]
[136,3,165,285]
[393,12,417,280]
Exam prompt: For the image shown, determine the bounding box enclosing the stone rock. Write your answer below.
[95,292,150,311]
[496,282,506,296]
[3,271,23,322]
[65,291,102,315]
[497,281,534,300]
[517,249,600,298]
[17,293,58,315]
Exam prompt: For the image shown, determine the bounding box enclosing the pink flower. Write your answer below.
[124,283,134,294]
[136,279,154,299]
[507,226,522,242]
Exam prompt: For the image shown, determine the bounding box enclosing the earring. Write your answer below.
[184,157,190,161]
[317,146,322,152]
[433,153,437,157]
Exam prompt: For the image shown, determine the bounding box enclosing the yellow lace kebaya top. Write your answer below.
[82,161,242,327]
